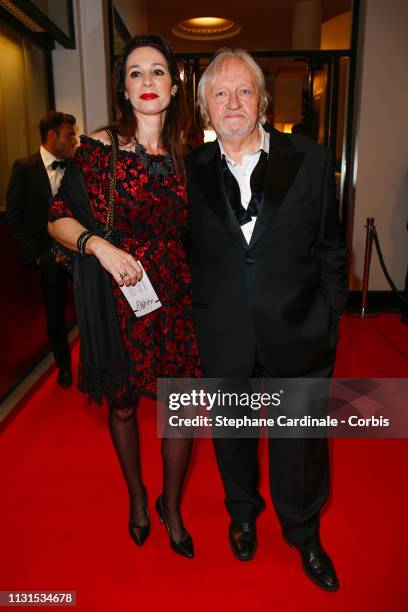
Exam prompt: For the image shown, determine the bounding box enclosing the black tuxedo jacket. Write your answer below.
[186,126,348,377]
[6,152,53,265]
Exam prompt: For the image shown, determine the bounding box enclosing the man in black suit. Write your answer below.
[6,111,77,387]
[186,50,348,590]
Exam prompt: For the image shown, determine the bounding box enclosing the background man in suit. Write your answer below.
[187,49,348,591]
[6,111,77,387]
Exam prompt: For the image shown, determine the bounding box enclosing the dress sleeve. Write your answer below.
[48,194,73,221]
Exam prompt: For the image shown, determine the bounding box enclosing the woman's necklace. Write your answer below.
[132,136,173,179]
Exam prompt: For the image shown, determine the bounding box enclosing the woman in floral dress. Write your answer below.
[48,35,201,559]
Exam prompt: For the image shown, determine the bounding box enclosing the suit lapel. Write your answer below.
[249,128,305,249]
[195,142,248,249]
[193,128,305,250]
[34,152,52,201]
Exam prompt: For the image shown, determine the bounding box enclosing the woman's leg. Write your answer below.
[161,437,193,540]
[109,402,148,526]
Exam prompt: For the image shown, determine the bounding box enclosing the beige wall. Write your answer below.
[52,0,84,134]
[351,0,408,290]
[52,0,110,136]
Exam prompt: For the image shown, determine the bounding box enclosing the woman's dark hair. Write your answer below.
[111,34,190,174]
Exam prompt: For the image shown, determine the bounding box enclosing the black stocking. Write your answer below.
[108,402,148,526]
[161,437,193,540]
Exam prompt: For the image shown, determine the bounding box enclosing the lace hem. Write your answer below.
[78,361,132,405]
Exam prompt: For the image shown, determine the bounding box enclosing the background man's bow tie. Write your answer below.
[51,160,67,170]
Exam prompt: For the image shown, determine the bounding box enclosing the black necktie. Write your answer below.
[51,159,67,170]
[221,150,268,226]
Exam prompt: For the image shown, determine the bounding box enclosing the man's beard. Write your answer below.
[218,113,252,137]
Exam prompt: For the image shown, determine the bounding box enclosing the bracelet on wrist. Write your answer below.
[81,232,96,255]
[76,230,95,255]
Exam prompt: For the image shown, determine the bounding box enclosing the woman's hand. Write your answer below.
[87,235,143,286]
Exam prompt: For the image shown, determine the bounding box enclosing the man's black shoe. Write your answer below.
[57,368,72,388]
[229,521,257,561]
[301,546,339,591]
[284,536,339,591]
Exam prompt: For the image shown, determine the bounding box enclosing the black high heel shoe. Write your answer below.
[155,495,194,559]
[128,488,150,547]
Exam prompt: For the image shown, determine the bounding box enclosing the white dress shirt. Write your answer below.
[219,124,270,244]
[40,146,66,196]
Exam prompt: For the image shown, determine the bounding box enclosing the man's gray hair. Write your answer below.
[197,48,269,128]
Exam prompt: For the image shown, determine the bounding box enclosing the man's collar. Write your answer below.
[194,123,298,166]
[219,123,269,165]
[40,145,59,168]
[260,125,270,155]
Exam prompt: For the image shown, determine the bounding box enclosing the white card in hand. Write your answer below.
[120,261,162,317]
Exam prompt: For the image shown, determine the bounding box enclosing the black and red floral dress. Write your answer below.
[49,135,201,400]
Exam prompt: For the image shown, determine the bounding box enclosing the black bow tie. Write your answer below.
[221,150,268,226]
[51,159,67,170]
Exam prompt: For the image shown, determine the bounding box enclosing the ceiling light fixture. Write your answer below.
[172,17,241,41]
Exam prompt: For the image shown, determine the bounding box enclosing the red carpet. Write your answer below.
[0,314,407,611]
